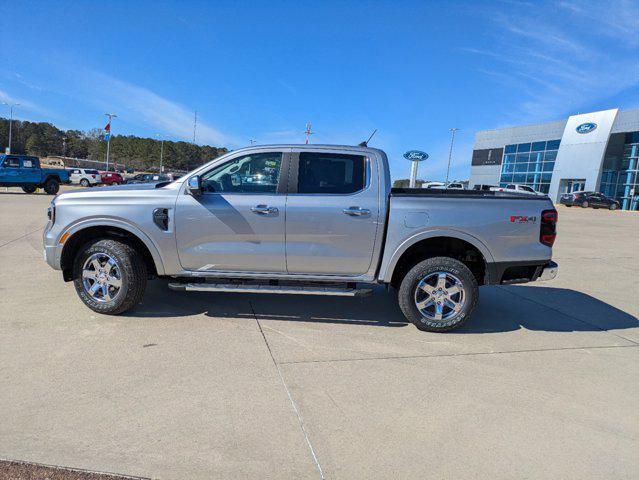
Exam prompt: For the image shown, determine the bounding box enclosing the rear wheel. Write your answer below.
[80,178,90,187]
[581,201,589,208]
[609,203,618,210]
[398,257,478,332]
[73,239,147,315]
[43,178,59,195]
[21,185,37,194]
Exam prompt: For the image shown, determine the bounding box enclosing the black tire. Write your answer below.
[581,201,589,208]
[80,178,90,187]
[43,178,59,195]
[73,239,147,315]
[609,203,618,211]
[565,205,572,207]
[21,185,37,194]
[398,257,478,332]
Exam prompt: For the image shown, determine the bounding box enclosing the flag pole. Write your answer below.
[104,113,117,171]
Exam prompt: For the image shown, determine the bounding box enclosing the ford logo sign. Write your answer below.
[403,150,429,161]
[576,122,597,134]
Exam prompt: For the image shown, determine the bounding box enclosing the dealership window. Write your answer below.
[601,132,639,210]
[499,139,560,193]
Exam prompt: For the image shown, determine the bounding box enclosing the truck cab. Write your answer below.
[0,154,70,194]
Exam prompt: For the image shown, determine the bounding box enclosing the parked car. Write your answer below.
[491,184,545,196]
[472,184,496,191]
[426,182,466,190]
[43,144,558,332]
[560,191,620,210]
[0,154,70,195]
[125,173,171,184]
[69,168,102,187]
[100,171,124,186]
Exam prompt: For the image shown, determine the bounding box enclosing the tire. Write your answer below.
[72,239,147,315]
[609,203,618,211]
[80,178,90,187]
[581,201,589,208]
[398,257,478,332]
[43,178,59,195]
[21,185,37,194]
[565,205,572,207]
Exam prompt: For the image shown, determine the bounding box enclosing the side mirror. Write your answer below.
[187,175,202,196]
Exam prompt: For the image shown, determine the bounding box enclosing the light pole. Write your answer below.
[104,113,117,171]
[445,128,459,186]
[155,134,165,173]
[2,102,20,154]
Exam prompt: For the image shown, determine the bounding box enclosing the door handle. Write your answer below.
[251,205,278,215]
[343,206,370,216]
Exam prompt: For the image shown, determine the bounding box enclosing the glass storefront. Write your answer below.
[601,132,639,210]
[499,139,560,193]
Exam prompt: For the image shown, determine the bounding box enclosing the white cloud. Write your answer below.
[0,89,54,119]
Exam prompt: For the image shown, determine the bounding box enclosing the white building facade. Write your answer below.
[470,108,639,210]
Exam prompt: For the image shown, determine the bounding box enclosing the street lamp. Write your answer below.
[445,128,459,186]
[2,102,20,154]
[155,134,165,173]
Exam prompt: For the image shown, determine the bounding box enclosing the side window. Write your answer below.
[5,157,20,168]
[297,152,366,194]
[22,158,34,168]
[201,152,283,193]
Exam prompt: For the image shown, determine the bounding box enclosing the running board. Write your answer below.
[168,282,372,297]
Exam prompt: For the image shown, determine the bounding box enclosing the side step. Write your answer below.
[168,282,372,297]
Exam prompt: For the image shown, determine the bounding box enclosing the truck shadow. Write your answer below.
[131,281,639,334]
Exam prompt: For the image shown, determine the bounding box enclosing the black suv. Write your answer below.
[560,191,620,210]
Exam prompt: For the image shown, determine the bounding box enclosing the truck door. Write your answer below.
[175,150,289,273]
[284,150,380,275]
[1,156,21,184]
[20,157,40,184]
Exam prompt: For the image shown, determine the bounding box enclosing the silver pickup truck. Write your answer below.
[43,145,558,332]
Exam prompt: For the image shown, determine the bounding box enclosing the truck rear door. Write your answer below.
[285,149,380,275]
[20,157,41,184]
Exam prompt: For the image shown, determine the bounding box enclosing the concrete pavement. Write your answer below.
[0,189,637,479]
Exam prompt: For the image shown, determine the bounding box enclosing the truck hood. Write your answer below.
[56,181,179,202]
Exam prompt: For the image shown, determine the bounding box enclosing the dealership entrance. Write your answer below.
[559,179,586,194]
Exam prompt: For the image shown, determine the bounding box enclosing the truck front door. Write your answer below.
[284,150,380,275]
[175,150,289,273]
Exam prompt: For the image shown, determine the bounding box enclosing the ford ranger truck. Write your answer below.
[43,145,558,332]
[0,154,70,194]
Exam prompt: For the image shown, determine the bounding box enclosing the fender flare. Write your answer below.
[380,228,495,283]
[60,217,166,275]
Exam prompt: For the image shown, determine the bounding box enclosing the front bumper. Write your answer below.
[538,261,558,281]
[43,223,63,270]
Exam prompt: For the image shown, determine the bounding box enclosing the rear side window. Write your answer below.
[298,152,366,194]
[87,169,99,174]
[22,159,34,168]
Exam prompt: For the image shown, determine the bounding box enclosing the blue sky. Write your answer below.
[1,0,639,180]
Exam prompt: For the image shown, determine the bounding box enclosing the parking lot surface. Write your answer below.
[1,187,638,479]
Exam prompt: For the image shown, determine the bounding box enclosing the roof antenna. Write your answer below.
[359,129,377,147]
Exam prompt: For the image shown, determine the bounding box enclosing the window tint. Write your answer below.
[201,152,282,193]
[5,157,20,168]
[504,144,517,154]
[298,152,366,194]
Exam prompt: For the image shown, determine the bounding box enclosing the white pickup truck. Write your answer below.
[44,144,558,332]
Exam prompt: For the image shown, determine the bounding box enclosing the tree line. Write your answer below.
[0,117,228,171]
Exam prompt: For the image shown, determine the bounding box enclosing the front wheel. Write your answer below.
[609,203,618,210]
[80,178,90,187]
[581,201,589,208]
[21,185,37,194]
[398,257,478,332]
[73,239,147,315]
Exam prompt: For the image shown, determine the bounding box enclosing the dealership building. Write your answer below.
[469,108,639,210]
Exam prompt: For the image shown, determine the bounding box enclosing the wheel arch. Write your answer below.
[59,219,165,281]
[382,230,494,288]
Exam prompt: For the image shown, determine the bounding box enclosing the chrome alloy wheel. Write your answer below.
[414,272,465,322]
[82,253,122,303]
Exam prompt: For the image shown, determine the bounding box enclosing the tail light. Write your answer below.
[91,174,96,178]
[540,209,557,247]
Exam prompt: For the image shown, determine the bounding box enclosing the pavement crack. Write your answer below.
[0,226,44,249]
[277,344,639,365]
[250,301,325,480]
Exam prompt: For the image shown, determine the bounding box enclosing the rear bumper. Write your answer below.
[538,261,558,281]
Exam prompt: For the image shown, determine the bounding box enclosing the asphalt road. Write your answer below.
[1,187,638,479]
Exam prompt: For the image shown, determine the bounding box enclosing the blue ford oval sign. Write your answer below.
[576,122,597,134]
[403,150,429,161]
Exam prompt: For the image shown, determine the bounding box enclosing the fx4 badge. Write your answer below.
[510,215,537,223]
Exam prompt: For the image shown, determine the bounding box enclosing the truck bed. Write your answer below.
[391,188,544,200]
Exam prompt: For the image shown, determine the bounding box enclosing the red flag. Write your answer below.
[104,122,111,132]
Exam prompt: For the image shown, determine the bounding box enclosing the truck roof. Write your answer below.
[227,144,386,155]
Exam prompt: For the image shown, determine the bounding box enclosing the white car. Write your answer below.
[423,182,465,190]
[69,168,102,187]
[491,184,546,196]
